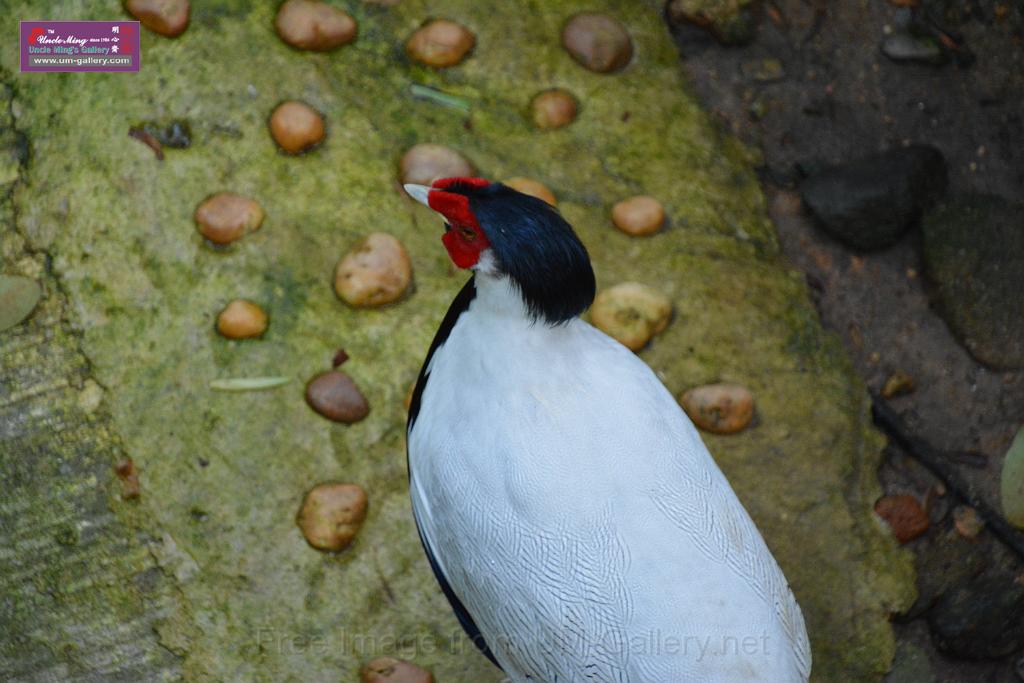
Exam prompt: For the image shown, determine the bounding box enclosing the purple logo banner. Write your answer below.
[20,21,140,73]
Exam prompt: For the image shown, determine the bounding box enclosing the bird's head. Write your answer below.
[405,177,596,324]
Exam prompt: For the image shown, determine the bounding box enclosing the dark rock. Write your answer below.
[881,33,946,65]
[905,528,986,619]
[800,144,947,250]
[927,571,1024,659]
[922,194,1024,369]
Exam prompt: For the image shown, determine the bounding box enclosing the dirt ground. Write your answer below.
[667,0,1024,680]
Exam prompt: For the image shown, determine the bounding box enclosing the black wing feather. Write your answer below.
[405,277,502,670]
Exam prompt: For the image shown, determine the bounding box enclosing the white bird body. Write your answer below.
[408,273,811,682]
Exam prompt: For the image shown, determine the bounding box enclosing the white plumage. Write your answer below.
[408,273,810,682]
[405,180,810,682]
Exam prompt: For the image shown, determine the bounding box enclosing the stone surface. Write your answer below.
[530,88,578,130]
[1,3,914,681]
[216,299,268,339]
[503,177,557,206]
[612,195,665,236]
[126,0,190,37]
[928,572,1024,659]
[800,144,947,250]
[1001,427,1024,528]
[194,192,264,245]
[922,194,1024,370]
[667,0,755,45]
[399,143,473,185]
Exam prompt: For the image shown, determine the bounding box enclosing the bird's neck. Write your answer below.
[472,272,538,322]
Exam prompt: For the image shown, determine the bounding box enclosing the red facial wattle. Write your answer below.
[427,178,492,269]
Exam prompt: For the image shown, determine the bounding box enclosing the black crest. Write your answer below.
[456,182,596,324]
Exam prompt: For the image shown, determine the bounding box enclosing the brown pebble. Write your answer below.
[881,370,915,398]
[503,177,557,206]
[269,101,325,154]
[875,494,929,543]
[216,300,268,339]
[126,0,190,37]
[194,193,265,245]
[562,13,633,73]
[334,232,412,307]
[361,657,434,683]
[115,458,141,500]
[305,371,370,423]
[297,482,368,551]
[590,282,672,351]
[332,348,350,368]
[530,89,578,130]
[679,383,755,435]
[405,19,475,68]
[612,196,665,236]
[399,143,474,186]
[953,505,984,539]
[275,0,357,50]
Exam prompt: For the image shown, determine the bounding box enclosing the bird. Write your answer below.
[403,177,811,683]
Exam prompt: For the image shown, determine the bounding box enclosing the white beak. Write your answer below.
[403,183,432,207]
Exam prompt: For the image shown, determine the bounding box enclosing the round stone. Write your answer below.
[126,0,190,37]
[334,233,412,307]
[269,101,325,154]
[590,282,672,351]
[194,193,264,245]
[216,300,268,339]
[503,177,557,206]
[297,483,368,551]
[275,0,357,51]
[530,89,578,130]
[679,383,755,434]
[305,371,370,424]
[405,19,475,68]
[562,13,633,73]
[399,143,473,186]
[612,196,665,236]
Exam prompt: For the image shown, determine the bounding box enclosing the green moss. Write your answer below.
[3,1,913,681]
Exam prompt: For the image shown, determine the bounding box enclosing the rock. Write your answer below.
[275,0,357,51]
[590,282,672,351]
[882,33,945,65]
[399,143,473,186]
[215,300,268,339]
[503,177,556,206]
[269,101,325,154]
[194,193,264,245]
[928,572,1024,658]
[881,370,915,398]
[530,89,578,130]
[561,13,633,73]
[361,657,434,683]
[740,58,785,83]
[405,19,475,68]
[304,371,370,424]
[800,144,947,250]
[952,505,984,539]
[0,275,41,332]
[874,494,929,543]
[1001,427,1024,528]
[679,383,754,434]
[922,194,1024,369]
[334,232,412,307]
[905,528,986,619]
[667,0,756,46]
[612,196,665,236]
[296,483,368,551]
[125,0,190,37]
[885,642,934,683]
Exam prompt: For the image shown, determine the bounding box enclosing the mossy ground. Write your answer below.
[2,1,913,680]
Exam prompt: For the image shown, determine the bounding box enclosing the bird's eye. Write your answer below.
[459,227,477,241]
[443,222,452,233]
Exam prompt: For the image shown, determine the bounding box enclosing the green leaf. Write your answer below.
[0,275,41,332]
